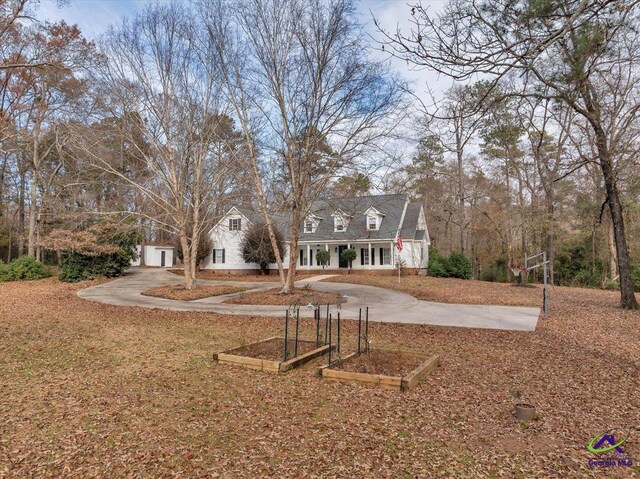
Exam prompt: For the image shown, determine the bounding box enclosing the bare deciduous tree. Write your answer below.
[378,0,640,309]
[204,0,404,293]
[74,3,233,290]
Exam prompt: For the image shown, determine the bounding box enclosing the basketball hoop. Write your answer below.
[511,266,526,277]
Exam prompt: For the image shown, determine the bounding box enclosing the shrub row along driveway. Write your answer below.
[78,268,540,331]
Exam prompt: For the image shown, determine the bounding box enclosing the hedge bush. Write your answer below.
[428,248,472,279]
[446,252,472,279]
[316,250,330,268]
[58,250,133,282]
[0,256,52,282]
[57,226,140,283]
[428,248,448,277]
[340,248,357,271]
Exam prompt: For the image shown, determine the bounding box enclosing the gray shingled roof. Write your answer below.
[232,194,422,242]
[400,202,421,240]
[302,194,407,241]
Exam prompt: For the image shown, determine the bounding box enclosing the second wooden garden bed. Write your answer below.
[318,349,440,391]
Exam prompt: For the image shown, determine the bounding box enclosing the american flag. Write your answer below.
[395,233,403,252]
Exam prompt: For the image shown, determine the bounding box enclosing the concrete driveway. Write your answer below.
[77,268,540,331]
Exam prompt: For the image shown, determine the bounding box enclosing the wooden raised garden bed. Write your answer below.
[213,336,333,373]
[318,350,440,391]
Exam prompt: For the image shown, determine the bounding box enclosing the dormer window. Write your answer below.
[303,214,321,233]
[304,220,314,233]
[364,207,384,231]
[331,209,351,232]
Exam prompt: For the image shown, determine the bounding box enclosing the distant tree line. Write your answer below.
[380,0,640,307]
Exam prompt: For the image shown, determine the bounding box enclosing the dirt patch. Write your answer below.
[334,350,427,376]
[168,269,318,282]
[141,284,248,301]
[227,337,319,361]
[223,287,344,305]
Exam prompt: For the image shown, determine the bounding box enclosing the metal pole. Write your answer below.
[316,307,320,347]
[365,306,369,353]
[357,308,362,354]
[328,313,332,367]
[325,303,329,344]
[295,308,300,356]
[543,252,548,318]
[284,309,289,361]
[337,312,341,355]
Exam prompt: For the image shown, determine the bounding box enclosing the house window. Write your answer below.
[334,217,345,232]
[304,220,314,233]
[229,218,241,231]
[213,249,225,264]
[299,249,308,266]
[382,247,391,265]
[367,216,378,231]
[360,248,369,266]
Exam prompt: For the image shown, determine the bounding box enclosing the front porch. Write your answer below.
[296,241,397,271]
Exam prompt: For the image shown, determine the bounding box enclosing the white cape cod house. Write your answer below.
[200,193,430,274]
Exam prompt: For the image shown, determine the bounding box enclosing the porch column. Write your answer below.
[390,241,394,266]
[307,243,311,270]
[368,242,372,270]
[325,244,329,268]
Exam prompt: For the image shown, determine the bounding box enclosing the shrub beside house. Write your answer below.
[0,256,51,282]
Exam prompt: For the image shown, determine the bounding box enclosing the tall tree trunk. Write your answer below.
[471,232,479,279]
[179,229,196,290]
[36,213,42,262]
[0,153,7,221]
[27,173,38,257]
[282,207,302,294]
[248,142,286,285]
[17,158,25,257]
[504,158,514,281]
[594,128,637,309]
[27,124,41,258]
[607,212,618,280]
[518,176,527,283]
[546,190,555,285]
[456,131,465,255]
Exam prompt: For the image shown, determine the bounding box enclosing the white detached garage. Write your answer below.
[131,244,175,267]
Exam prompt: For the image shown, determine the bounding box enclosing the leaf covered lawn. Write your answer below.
[0,276,639,478]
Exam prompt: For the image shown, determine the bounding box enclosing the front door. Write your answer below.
[161,250,166,267]
[338,245,348,268]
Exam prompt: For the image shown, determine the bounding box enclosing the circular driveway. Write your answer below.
[77,268,540,331]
